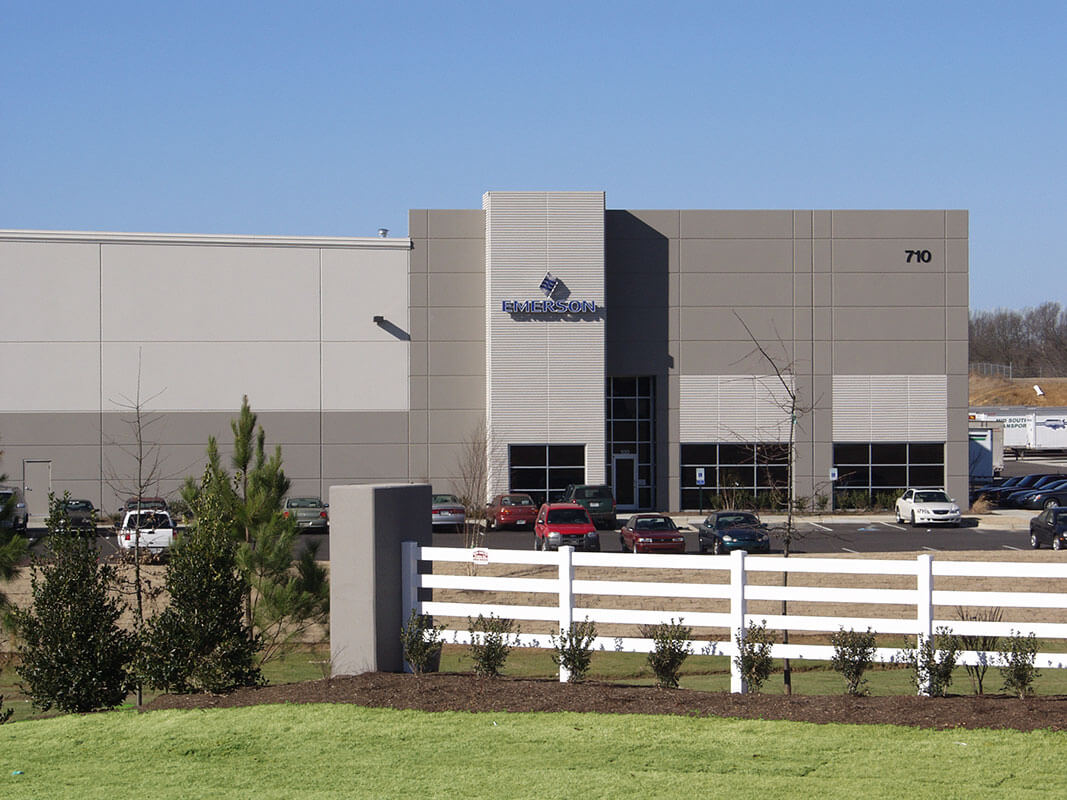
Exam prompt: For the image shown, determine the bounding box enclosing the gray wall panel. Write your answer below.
[680,210,793,238]
[832,210,946,238]
[322,412,408,444]
[833,308,946,341]
[427,308,485,343]
[428,272,485,308]
[679,239,795,272]
[832,239,947,272]
[607,209,679,238]
[678,273,795,307]
[833,342,946,374]
[426,238,485,273]
[322,444,407,479]
[0,412,100,445]
[833,274,946,307]
[427,210,485,239]
[428,342,486,376]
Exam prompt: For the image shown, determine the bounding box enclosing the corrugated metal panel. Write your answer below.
[679,375,794,441]
[484,192,606,496]
[832,375,947,441]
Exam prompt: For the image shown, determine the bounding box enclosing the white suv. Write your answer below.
[895,489,961,528]
[118,509,176,553]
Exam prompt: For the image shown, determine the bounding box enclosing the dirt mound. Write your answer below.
[971,375,1067,407]
[142,672,1067,731]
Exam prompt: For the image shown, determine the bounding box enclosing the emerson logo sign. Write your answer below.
[501,298,598,313]
[501,271,600,315]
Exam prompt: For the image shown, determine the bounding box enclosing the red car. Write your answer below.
[620,514,686,554]
[534,503,600,551]
[486,493,538,530]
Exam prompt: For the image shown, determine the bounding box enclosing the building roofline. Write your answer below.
[0,229,412,249]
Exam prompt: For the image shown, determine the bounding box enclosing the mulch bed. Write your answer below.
[142,672,1067,731]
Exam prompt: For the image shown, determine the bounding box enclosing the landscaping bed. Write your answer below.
[143,671,1067,731]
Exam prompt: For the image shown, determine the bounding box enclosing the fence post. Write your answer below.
[730,549,747,694]
[401,541,418,673]
[558,545,574,682]
[916,553,934,695]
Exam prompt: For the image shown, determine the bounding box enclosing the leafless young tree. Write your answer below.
[452,420,489,550]
[102,357,171,704]
[734,311,822,695]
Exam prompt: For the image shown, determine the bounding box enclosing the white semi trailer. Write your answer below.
[970,408,1067,457]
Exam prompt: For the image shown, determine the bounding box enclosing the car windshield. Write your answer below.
[715,514,758,528]
[127,513,171,529]
[576,487,612,500]
[1052,509,1067,523]
[502,495,533,506]
[64,500,93,511]
[915,491,950,503]
[433,494,460,505]
[288,498,323,508]
[546,508,590,525]
[635,517,676,530]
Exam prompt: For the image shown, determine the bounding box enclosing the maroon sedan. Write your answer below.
[620,514,686,554]
[486,493,538,530]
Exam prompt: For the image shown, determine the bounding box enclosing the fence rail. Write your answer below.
[401,543,1067,692]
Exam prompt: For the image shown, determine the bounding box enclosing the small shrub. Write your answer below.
[734,620,775,692]
[969,496,992,515]
[401,609,445,675]
[15,494,137,712]
[830,627,876,695]
[0,697,11,725]
[814,493,829,512]
[550,619,598,682]
[956,606,1002,695]
[998,630,1040,699]
[901,627,960,697]
[467,614,518,677]
[640,619,693,688]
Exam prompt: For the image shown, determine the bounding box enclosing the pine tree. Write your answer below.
[15,494,135,712]
[181,396,329,663]
[140,473,261,693]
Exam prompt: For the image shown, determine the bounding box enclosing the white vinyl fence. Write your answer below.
[401,543,1067,692]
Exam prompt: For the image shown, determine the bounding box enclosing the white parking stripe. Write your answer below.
[1002,545,1023,551]
[922,545,939,551]
[841,547,860,553]
[880,521,906,530]
[807,522,833,531]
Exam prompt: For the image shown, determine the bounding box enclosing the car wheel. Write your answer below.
[1045,498,1060,510]
[911,512,919,529]
[1031,533,1040,549]
[895,507,904,524]
[712,538,723,555]
[1055,537,1063,552]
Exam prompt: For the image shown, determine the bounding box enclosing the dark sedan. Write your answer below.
[619,514,686,554]
[697,511,770,554]
[60,498,96,531]
[1015,480,1067,510]
[1029,508,1067,550]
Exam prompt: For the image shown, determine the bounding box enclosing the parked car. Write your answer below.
[283,496,330,532]
[431,493,466,531]
[619,514,686,554]
[117,509,175,553]
[560,484,617,529]
[534,503,599,551]
[0,486,29,532]
[894,489,961,527]
[1029,507,1067,550]
[1011,480,1067,510]
[978,473,1058,505]
[61,498,97,531]
[696,511,770,554]
[485,493,538,530]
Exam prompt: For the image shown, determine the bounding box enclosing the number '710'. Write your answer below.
[905,249,932,263]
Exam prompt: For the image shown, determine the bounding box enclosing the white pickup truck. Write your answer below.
[118,509,176,553]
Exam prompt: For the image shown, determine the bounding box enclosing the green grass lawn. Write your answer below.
[0,704,1062,799]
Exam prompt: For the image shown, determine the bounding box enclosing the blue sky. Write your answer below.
[3,1,1064,311]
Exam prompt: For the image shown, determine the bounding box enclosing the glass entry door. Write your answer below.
[613,454,637,511]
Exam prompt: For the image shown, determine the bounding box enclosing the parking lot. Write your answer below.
[24,513,1040,561]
